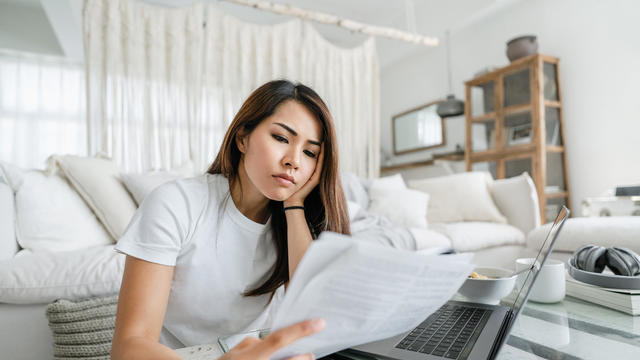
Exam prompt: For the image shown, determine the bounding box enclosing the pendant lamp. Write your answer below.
[437,30,465,117]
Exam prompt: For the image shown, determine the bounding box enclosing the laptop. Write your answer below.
[345,206,570,360]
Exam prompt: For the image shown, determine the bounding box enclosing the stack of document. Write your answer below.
[566,271,640,316]
[271,232,473,359]
[176,233,473,359]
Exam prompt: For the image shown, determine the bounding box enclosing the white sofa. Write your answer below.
[342,171,545,269]
[0,156,189,359]
[3,157,637,359]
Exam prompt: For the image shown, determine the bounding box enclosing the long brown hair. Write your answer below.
[207,80,350,296]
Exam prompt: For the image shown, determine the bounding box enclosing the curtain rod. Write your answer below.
[219,0,439,47]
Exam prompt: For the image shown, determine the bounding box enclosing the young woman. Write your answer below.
[111,80,350,359]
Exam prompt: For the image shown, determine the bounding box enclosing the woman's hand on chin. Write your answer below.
[284,145,324,207]
[218,318,325,360]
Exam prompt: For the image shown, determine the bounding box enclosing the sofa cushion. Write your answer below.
[368,187,429,228]
[409,227,452,250]
[340,172,370,210]
[369,173,406,191]
[408,172,507,224]
[0,161,113,253]
[430,222,525,252]
[0,245,124,304]
[121,172,184,206]
[0,181,18,261]
[121,161,196,206]
[527,216,640,254]
[48,155,137,240]
[491,172,540,234]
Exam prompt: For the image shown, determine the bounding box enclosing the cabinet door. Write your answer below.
[503,68,530,108]
[505,155,533,179]
[545,107,563,146]
[471,119,497,152]
[543,62,559,101]
[504,110,533,148]
[470,81,495,117]
[545,151,566,194]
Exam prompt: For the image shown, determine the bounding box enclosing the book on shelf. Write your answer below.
[565,271,640,316]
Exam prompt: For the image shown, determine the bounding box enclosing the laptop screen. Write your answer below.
[506,206,570,318]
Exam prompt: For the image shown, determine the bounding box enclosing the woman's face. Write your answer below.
[238,100,323,202]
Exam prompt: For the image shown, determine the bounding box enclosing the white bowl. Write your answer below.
[458,267,517,305]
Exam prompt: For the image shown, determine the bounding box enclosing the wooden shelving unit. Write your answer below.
[464,54,571,222]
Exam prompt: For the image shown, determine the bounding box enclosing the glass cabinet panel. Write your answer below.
[472,161,497,179]
[543,62,559,101]
[546,152,566,193]
[470,82,495,117]
[505,157,532,178]
[503,69,530,107]
[504,111,532,147]
[545,107,562,146]
[471,120,496,152]
[546,197,567,223]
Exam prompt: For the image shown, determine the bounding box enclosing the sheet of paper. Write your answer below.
[271,232,474,359]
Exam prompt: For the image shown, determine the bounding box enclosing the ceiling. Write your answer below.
[1,0,520,68]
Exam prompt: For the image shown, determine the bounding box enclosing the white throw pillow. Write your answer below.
[368,187,429,228]
[491,172,540,234]
[0,245,124,304]
[430,222,525,252]
[408,172,507,224]
[48,155,138,240]
[121,172,184,206]
[369,173,407,192]
[0,161,113,252]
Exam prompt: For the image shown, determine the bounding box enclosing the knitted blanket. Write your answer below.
[46,295,118,360]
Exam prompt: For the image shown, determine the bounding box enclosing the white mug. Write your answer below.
[515,258,565,303]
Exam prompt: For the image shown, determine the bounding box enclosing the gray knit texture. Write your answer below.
[46,295,118,359]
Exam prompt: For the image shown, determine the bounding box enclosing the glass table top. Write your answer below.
[497,296,640,360]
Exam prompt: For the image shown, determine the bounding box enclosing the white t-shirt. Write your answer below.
[115,173,284,348]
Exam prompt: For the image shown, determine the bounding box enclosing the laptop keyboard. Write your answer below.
[395,304,491,360]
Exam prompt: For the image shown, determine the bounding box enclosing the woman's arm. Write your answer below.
[111,256,180,360]
[284,146,324,280]
[284,203,313,279]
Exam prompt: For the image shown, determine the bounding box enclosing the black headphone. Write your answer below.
[571,245,640,276]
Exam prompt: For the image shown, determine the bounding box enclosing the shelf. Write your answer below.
[546,146,564,152]
[545,191,568,199]
[465,53,570,224]
[470,113,496,122]
[503,103,532,115]
[544,100,561,108]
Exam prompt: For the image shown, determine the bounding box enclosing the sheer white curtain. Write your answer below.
[202,6,380,177]
[83,0,203,172]
[0,49,86,169]
[197,7,303,173]
[84,0,380,177]
[299,23,380,178]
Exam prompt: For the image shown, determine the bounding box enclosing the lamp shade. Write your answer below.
[436,94,465,117]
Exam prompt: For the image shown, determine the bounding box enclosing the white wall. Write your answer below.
[381,0,640,211]
[0,3,63,55]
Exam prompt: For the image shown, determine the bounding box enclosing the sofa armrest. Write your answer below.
[0,181,18,261]
[490,173,541,235]
[527,216,640,254]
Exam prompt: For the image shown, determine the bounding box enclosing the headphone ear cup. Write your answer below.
[572,245,607,273]
[605,247,640,276]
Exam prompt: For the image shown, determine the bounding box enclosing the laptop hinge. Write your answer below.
[487,310,513,360]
